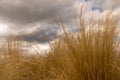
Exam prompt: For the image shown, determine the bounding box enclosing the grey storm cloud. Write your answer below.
[0,0,118,25]
[15,26,59,43]
[0,0,76,25]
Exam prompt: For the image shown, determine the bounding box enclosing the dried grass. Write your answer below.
[0,8,120,80]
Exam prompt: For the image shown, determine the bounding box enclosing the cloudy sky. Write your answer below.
[0,0,120,52]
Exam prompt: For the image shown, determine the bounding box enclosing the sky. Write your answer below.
[0,0,120,53]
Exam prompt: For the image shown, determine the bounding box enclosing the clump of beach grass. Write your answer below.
[0,7,120,80]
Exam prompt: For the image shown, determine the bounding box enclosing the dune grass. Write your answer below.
[0,9,120,80]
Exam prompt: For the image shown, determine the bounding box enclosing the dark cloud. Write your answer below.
[15,26,81,43]
[15,26,59,43]
[0,0,76,25]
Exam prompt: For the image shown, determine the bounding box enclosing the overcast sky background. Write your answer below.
[0,0,120,52]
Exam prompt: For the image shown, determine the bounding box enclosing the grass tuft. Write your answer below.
[0,8,120,80]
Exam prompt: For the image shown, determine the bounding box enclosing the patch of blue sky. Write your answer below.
[70,26,80,33]
[92,7,103,12]
[85,0,92,2]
